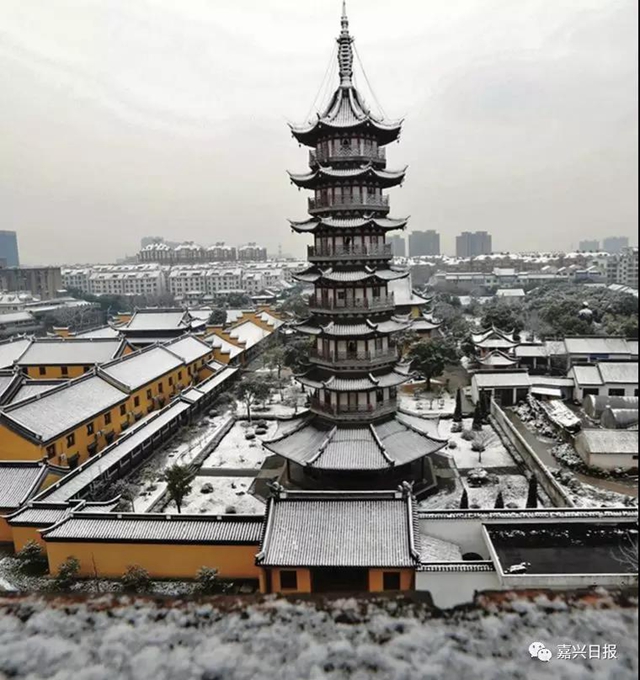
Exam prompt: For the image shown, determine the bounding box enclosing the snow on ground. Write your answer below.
[0,595,636,680]
[439,418,515,469]
[551,468,638,509]
[166,477,266,515]
[399,390,456,416]
[129,412,233,511]
[201,420,277,469]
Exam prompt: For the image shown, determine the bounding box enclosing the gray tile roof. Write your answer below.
[100,346,184,390]
[43,513,264,544]
[17,338,124,366]
[571,364,603,386]
[264,416,445,471]
[163,335,211,364]
[597,362,638,384]
[0,462,46,509]
[258,492,417,567]
[0,337,31,369]
[1,375,127,442]
[196,367,239,394]
[122,310,190,332]
[576,429,638,455]
[7,380,64,405]
[564,337,632,355]
[472,371,532,388]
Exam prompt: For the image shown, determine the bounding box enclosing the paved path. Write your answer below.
[574,472,639,498]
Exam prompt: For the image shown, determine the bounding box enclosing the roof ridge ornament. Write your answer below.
[337,0,354,87]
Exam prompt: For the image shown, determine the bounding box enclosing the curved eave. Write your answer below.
[289,216,409,234]
[288,166,407,190]
[289,118,403,148]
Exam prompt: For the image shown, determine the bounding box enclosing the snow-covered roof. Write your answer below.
[496,288,525,297]
[205,333,243,359]
[43,512,264,544]
[472,371,532,389]
[514,344,548,358]
[17,338,126,366]
[196,367,239,394]
[0,374,127,443]
[571,362,638,386]
[74,325,122,339]
[228,321,270,349]
[257,491,418,567]
[563,337,632,356]
[0,337,31,369]
[163,335,211,364]
[7,379,65,405]
[419,533,463,562]
[121,309,191,332]
[477,350,518,367]
[0,462,47,509]
[258,311,284,329]
[99,346,184,390]
[264,415,445,471]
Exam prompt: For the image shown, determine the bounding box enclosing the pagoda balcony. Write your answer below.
[308,195,390,215]
[309,146,386,168]
[309,347,398,368]
[309,398,397,422]
[308,293,395,314]
[307,243,392,262]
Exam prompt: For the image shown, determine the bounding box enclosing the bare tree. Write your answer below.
[610,533,638,572]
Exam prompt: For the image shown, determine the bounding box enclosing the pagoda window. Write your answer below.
[341,137,352,149]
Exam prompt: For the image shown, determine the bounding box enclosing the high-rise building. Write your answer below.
[0,231,19,267]
[456,231,492,258]
[388,234,406,257]
[264,4,444,491]
[603,236,630,254]
[0,266,62,300]
[409,230,440,256]
[579,239,600,252]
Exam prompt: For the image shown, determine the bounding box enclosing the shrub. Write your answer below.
[459,489,469,509]
[15,540,48,575]
[194,566,219,595]
[467,468,489,487]
[447,439,458,450]
[461,429,474,441]
[121,564,152,593]
[470,439,486,452]
[225,505,238,514]
[53,556,80,590]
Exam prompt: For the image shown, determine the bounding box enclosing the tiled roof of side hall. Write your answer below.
[99,345,184,390]
[43,512,264,544]
[257,491,417,568]
[0,374,128,443]
[0,336,32,369]
[163,334,212,364]
[16,337,126,365]
[0,462,48,509]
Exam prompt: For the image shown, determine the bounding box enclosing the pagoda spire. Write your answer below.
[338,0,354,87]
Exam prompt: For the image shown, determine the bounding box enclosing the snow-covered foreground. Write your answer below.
[166,476,265,515]
[399,390,456,416]
[439,418,514,469]
[0,594,636,680]
[201,420,277,469]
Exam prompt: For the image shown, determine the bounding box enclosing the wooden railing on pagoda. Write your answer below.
[307,243,392,261]
[309,347,398,367]
[309,146,386,168]
[308,195,389,214]
[308,293,395,313]
[309,398,397,422]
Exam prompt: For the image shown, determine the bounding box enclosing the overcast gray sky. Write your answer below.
[0,0,637,265]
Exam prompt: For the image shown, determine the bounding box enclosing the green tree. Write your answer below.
[235,376,274,423]
[472,401,484,431]
[526,476,538,509]
[459,489,469,509]
[264,345,287,382]
[53,556,80,590]
[283,337,313,372]
[452,388,463,423]
[408,339,459,391]
[481,300,525,336]
[494,491,505,509]
[194,566,220,595]
[278,293,309,319]
[208,308,227,326]
[16,540,48,575]
[162,464,194,514]
[121,564,152,593]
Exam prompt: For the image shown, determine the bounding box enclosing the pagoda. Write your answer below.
[265,3,446,493]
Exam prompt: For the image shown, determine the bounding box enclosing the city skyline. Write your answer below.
[1,0,637,266]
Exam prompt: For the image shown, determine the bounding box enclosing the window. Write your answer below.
[279,570,298,590]
[168,377,173,386]
[120,404,127,416]
[608,388,625,397]
[178,371,182,380]
[66,433,75,447]
[61,366,69,376]
[104,412,112,426]
[134,396,140,407]
[86,422,94,436]
[38,366,46,376]
[83,365,90,373]
[46,444,56,459]
[147,389,152,400]
[382,572,401,591]
[158,383,164,393]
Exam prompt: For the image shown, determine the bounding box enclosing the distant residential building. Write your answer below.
[456,231,492,258]
[0,231,19,268]
[603,236,629,253]
[409,230,440,256]
[0,266,62,300]
[89,267,167,297]
[388,235,406,257]
[578,239,600,252]
[602,247,639,289]
[237,244,267,261]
